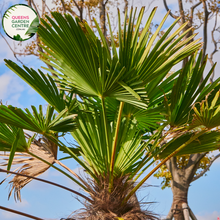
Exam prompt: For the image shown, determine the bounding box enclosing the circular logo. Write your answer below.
[2,4,39,41]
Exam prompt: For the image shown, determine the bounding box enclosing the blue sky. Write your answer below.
[0,0,220,219]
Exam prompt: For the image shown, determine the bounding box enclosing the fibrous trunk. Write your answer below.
[69,176,159,220]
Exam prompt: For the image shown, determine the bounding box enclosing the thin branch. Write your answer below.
[163,0,179,19]
[27,0,32,7]
[104,0,109,5]
[0,32,32,64]
[208,11,219,83]
[80,0,84,21]
[191,153,220,182]
[0,205,43,220]
[189,1,202,26]
[0,168,92,202]
[66,7,78,17]
[60,0,66,13]
[42,0,46,16]
[72,0,81,12]
[30,0,40,18]
[178,0,186,24]
[194,22,203,30]
[201,0,210,63]
[87,6,93,27]
[142,0,155,14]
[45,2,52,13]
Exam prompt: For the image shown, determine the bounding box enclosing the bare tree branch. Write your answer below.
[163,0,179,19]
[42,0,45,16]
[30,0,40,18]
[60,0,66,13]
[72,0,81,12]
[80,0,84,21]
[208,11,219,83]
[0,205,43,220]
[66,7,78,17]
[0,32,33,65]
[189,1,202,26]
[45,2,52,13]
[143,0,155,14]
[191,153,220,182]
[201,0,210,63]
[178,0,186,24]
[87,6,93,27]
[27,0,32,7]
[99,0,107,36]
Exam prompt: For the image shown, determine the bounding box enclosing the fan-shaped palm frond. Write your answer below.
[0,104,77,134]
[5,8,202,110]
[163,51,219,127]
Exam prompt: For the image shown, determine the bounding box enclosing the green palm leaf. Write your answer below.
[0,105,77,134]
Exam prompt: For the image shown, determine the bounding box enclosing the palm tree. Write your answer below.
[1,7,220,220]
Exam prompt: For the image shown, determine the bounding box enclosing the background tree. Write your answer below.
[0,0,123,62]
[152,1,220,220]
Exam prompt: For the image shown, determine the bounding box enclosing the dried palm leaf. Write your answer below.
[0,137,57,201]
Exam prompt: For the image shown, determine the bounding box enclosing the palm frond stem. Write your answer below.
[101,97,110,162]
[0,168,92,202]
[28,151,88,190]
[55,159,89,188]
[109,101,124,191]
[0,205,43,220]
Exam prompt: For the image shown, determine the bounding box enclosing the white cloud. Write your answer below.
[0,37,16,65]
[0,74,12,99]
[197,211,220,220]
[14,199,29,208]
[0,71,25,107]
[1,211,20,219]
